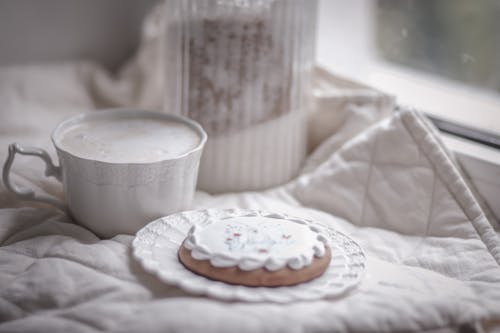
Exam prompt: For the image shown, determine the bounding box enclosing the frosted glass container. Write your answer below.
[164,0,318,193]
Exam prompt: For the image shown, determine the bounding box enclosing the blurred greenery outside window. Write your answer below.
[376,0,499,96]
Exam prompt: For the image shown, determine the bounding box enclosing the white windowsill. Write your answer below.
[318,59,500,135]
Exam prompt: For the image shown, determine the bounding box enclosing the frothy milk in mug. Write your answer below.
[58,117,201,163]
[3,109,207,237]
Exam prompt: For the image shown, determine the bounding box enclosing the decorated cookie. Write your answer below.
[178,213,331,287]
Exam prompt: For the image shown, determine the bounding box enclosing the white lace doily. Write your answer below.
[132,209,366,303]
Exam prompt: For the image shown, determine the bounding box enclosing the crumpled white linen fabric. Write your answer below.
[1,67,500,333]
[2,4,500,333]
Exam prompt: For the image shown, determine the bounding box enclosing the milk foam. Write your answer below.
[58,117,201,163]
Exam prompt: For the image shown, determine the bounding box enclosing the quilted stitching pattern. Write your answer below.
[292,108,500,315]
[294,111,479,239]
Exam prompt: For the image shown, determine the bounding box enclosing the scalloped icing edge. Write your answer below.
[182,210,330,271]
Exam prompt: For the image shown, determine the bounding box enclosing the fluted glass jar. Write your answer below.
[164,0,318,193]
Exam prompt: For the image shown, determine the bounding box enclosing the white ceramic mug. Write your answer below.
[2,109,207,238]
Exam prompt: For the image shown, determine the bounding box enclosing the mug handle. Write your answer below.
[3,143,66,211]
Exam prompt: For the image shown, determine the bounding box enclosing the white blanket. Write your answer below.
[1,5,500,333]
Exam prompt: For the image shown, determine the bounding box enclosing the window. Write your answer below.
[317,0,500,135]
[377,0,499,95]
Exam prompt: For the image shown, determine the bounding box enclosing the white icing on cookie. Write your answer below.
[183,214,328,271]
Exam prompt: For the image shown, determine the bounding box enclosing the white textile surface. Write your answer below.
[1,4,500,333]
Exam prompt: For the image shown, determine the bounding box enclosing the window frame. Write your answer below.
[316,0,500,135]
[316,0,500,221]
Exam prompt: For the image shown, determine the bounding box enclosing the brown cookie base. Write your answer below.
[178,242,331,287]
